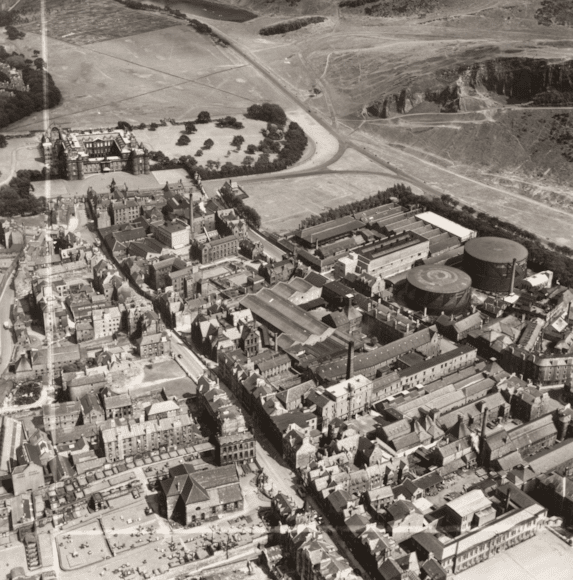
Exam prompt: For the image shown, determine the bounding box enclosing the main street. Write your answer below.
[171,329,370,578]
[170,335,208,382]
[0,274,14,377]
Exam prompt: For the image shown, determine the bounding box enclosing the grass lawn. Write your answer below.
[0,137,44,181]
[228,171,422,234]
[4,24,290,133]
[134,116,276,167]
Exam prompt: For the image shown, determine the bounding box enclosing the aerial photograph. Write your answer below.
[1,0,573,579]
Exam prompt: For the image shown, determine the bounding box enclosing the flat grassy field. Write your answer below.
[19,0,176,45]
[133,116,273,165]
[4,24,290,133]
[0,136,44,183]
[239,171,422,233]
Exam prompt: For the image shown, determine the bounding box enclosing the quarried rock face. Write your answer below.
[368,57,573,117]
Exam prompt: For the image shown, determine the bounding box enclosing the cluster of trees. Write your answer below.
[184,121,197,134]
[197,111,211,124]
[299,185,401,228]
[203,138,214,150]
[148,150,187,171]
[536,0,573,26]
[259,16,326,36]
[177,134,190,146]
[117,120,133,131]
[365,0,439,16]
[183,119,307,181]
[13,381,42,406]
[0,10,23,27]
[0,58,62,129]
[246,103,287,127]
[6,25,25,40]
[189,18,212,34]
[216,116,244,130]
[339,0,377,7]
[0,170,48,218]
[533,90,573,106]
[220,187,261,230]
[231,135,245,149]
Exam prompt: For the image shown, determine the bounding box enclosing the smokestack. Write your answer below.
[479,405,488,463]
[189,191,194,240]
[509,258,517,295]
[344,294,353,317]
[346,340,355,380]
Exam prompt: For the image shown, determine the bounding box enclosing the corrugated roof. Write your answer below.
[446,490,491,518]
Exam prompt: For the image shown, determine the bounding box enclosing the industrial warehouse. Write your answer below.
[3,182,573,580]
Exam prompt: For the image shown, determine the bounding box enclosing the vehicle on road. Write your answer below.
[177,354,182,359]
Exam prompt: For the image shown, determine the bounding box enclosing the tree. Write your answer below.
[246,144,257,154]
[0,135,7,148]
[5,25,25,40]
[180,155,197,166]
[197,111,211,124]
[149,123,159,131]
[195,150,203,157]
[34,58,45,69]
[184,121,197,134]
[242,155,254,166]
[231,135,245,149]
[177,134,191,146]
[117,120,132,131]
[246,103,287,127]
[241,206,261,229]
[203,138,214,150]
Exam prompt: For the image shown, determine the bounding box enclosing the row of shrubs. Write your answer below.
[339,0,377,7]
[259,16,325,36]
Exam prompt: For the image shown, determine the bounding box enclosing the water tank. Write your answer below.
[405,265,472,315]
[463,237,528,293]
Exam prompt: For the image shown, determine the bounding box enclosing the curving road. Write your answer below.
[204,22,451,203]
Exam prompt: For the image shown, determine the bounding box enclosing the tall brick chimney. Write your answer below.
[346,340,355,380]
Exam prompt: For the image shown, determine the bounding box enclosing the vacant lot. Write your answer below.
[142,359,186,384]
[457,528,573,580]
[56,522,112,570]
[19,0,176,45]
[101,510,161,555]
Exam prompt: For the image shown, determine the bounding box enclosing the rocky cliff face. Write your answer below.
[368,57,573,118]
